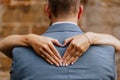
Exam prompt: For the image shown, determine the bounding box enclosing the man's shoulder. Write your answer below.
[12,47,35,56]
[89,45,115,53]
[13,47,32,52]
[84,45,115,61]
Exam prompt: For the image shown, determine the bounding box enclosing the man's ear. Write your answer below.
[44,5,51,19]
[78,5,83,19]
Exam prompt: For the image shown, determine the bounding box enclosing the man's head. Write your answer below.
[45,0,83,23]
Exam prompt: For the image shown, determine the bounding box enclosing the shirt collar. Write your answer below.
[52,22,77,26]
[46,22,84,33]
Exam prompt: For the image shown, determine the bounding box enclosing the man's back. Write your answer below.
[11,23,116,80]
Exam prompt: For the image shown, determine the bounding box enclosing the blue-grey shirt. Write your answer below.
[11,23,116,80]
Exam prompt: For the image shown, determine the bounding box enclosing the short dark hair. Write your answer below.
[48,0,81,18]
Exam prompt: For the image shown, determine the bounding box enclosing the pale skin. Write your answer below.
[62,32,120,66]
[0,34,63,67]
[0,32,120,67]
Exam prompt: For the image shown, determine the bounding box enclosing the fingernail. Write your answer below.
[57,64,59,67]
[63,63,65,66]
[59,60,63,66]
[60,62,62,66]
[65,64,68,66]
[51,63,53,65]
[71,62,74,65]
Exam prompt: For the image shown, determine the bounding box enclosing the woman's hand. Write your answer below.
[26,34,62,67]
[62,33,92,66]
[62,32,120,66]
[0,34,63,67]
[1,32,119,67]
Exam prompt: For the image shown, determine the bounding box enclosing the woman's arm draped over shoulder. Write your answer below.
[85,32,120,51]
[62,32,120,66]
[0,34,62,66]
[0,35,28,58]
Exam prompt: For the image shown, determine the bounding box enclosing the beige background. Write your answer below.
[0,0,120,80]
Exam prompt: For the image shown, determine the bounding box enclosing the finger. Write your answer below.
[48,43,62,60]
[46,58,54,65]
[44,45,62,66]
[40,53,53,65]
[48,44,63,66]
[63,44,73,60]
[63,37,74,46]
[71,51,82,65]
[40,48,60,67]
[67,57,75,65]
[51,39,62,47]
[62,54,71,66]
[71,56,79,65]
[63,47,77,66]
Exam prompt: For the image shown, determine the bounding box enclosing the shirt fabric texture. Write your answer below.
[11,23,116,80]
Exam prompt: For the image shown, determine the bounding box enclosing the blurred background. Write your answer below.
[0,0,120,80]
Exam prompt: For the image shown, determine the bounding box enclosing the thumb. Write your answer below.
[51,39,62,46]
[63,37,74,46]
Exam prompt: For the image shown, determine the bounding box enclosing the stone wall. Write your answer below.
[0,0,120,80]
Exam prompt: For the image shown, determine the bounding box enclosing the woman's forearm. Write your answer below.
[0,34,62,66]
[1,32,120,59]
[85,32,120,51]
[0,35,28,58]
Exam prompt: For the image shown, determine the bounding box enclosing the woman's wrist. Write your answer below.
[109,35,120,51]
[84,32,96,45]
[85,32,120,51]
[25,34,35,47]
[25,34,41,47]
